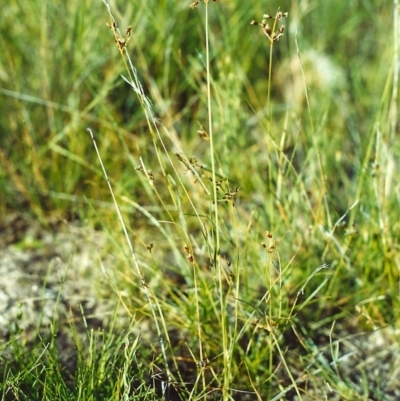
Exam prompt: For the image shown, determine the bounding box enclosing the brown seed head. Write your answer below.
[251,11,288,44]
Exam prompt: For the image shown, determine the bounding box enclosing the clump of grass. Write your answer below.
[86,1,341,399]
[1,308,160,401]
[1,0,400,400]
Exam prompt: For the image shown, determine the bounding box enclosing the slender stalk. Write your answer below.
[204,4,220,274]
[390,0,399,140]
[267,41,274,222]
[87,128,171,398]
[204,1,228,395]
[267,44,273,132]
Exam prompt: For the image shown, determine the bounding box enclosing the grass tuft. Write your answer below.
[1,0,399,400]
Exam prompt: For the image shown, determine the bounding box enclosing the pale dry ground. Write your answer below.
[0,214,122,375]
[0,214,399,400]
[0,214,117,336]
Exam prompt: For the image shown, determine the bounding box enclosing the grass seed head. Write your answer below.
[190,0,219,8]
[251,10,288,44]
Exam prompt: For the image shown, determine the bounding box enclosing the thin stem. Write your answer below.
[87,128,171,397]
[204,1,227,394]
[266,42,274,222]
[267,43,273,133]
[204,4,220,272]
[390,0,399,140]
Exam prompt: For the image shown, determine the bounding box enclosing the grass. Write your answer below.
[1,0,399,400]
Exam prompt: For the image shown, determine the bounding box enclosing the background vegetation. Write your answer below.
[1,0,399,400]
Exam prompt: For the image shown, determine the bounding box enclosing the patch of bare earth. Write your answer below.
[0,213,121,374]
[0,214,399,400]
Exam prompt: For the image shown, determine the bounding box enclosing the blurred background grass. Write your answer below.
[0,0,392,216]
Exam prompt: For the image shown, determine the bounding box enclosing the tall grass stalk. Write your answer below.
[202,2,220,272]
[101,0,210,226]
[87,127,172,396]
[390,0,399,140]
[192,1,231,395]
[99,0,227,396]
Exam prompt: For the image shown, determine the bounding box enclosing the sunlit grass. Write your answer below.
[1,0,399,400]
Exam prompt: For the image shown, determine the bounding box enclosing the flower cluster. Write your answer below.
[190,0,219,9]
[251,11,288,44]
[107,20,132,51]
